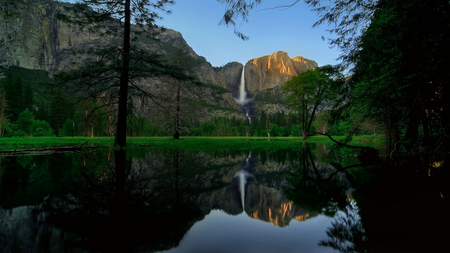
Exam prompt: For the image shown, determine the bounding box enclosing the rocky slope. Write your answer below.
[242,51,318,116]
[0,2,318,120]
[0,1,244,120]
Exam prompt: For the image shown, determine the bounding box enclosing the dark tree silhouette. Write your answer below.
[56,0,185,147]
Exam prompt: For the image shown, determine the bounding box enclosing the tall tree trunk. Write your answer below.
[306,103,319,134]
[115,0,131,147]
[384,114,401,154]
[302,102,309,140]
[302,128,308,140]
[173,82,181,139]
[0,94,5,136]
[404,116,420,151]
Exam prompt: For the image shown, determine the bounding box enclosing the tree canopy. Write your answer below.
[56,0,188,147]
[340,0,450,151]
[282,65,343,140]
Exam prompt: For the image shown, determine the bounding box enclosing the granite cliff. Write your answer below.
[0,1,244,120]
[241,51,318,116]
[0,1,318,121]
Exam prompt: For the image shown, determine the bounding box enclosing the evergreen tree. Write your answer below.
[0,87,7,136]
[259,111,269,137]
[341,0,450,151]
[4,75,25,121]
[56,0,186,147]
[168,43,201,139]
[50,87,69,136]
[23,84,33,111]
[16,108,35,135]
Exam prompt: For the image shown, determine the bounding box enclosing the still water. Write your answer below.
[0,144,448,253]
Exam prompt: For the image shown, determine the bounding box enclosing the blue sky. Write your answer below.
[66,0,341,67]
[157,0,341,67]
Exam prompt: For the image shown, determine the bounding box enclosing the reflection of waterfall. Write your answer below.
[233,152,254,212]
[238,171,246,211]
[234,169,252,212]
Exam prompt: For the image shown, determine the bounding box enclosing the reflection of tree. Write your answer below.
[319,200,368,253]
[0,157,29,208]
[346,153,450,253]
[41,149,206,252]
[283,143,350,216]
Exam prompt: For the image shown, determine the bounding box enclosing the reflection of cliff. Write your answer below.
[246,183,317,227]
[195,177,317,227]
[0,205,46,253]
[195,153,318,227]
[0,150,329,252]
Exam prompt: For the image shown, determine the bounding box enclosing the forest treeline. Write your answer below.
[1,0,448,153]
[0,67,380,138]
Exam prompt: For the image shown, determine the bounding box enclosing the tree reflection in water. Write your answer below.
[282,143,449,253]
[314,149,449,253]
[319,200,368,253]
[2,145,447,252]
[42,149,205,252]
[283,143,354,217]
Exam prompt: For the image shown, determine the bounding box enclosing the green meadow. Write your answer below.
[0,135,385,152]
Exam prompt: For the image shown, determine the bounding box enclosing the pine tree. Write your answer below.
[4,75,24,122]
[0,87,6,136]
[56,0,186,147]
[16,108,35,135]
[50,87,68,136]
[259,111,269,137]
[23,84,33,111]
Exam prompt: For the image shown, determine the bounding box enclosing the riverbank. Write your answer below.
[0,135,385,152]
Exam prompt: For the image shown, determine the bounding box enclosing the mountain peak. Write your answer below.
[249,51,317,77]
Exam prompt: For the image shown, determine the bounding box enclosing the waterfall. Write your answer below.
[236,66,247,105]
[239,66,246,104]
[234,65,252,124]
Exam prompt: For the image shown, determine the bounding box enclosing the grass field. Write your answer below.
[0,135,385,152]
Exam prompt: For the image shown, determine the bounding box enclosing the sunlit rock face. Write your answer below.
[241,51,318,116]
[245,51,317,94]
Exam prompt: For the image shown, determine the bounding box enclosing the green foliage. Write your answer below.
[2,74,24,121]
[16,108,35,135]
[61,119,74,137]
[0,66,54,107]
[50,87,70,136]
[290,124,300,137]
[31,120,54,137]
[127,116,153,137]
[283,65,344,139]
[334,0,450,151]
[14,108,54,137]
[0,0,21,19]
[23,84,33,111]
